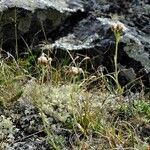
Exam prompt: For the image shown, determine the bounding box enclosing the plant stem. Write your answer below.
[114,38,119,88]
[42,67,45,84]
[114,33,122,94]
[14,7,18,60]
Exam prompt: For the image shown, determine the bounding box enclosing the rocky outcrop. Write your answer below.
[52,1,150,87]
[0,0,87,54]
[0,0,85,12]
[0,0,150,87]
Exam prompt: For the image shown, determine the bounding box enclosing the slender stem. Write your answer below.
[114,38,119,87]
[114,32,122,94]
[42,67,45,84]
[14,7,18,59]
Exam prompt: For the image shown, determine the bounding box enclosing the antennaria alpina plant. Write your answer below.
[111,22,125,95]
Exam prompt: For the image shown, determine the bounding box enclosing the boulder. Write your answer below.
[52,0,150,87]
[0,0,86,54]
[0,0,150,88]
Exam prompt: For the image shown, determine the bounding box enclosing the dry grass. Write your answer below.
[0,52,149,150]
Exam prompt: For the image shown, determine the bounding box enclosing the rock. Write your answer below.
[0,0,85,13]
[0,0,86,55]
[53,14,150,85]
[0,0,150,87]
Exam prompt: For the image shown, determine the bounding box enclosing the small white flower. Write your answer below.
[111,22,126,32]
[70,66,83,75]
[38,53,52,66]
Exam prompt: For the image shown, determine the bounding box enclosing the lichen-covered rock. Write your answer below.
[0,0,150,87]
[48,0,150,86]
[0,0,86,54]
[53,14,150,85]
[0,0,85,13]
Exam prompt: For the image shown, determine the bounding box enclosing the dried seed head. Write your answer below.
[111,22,125,33]
[70,66,83,75]
[111,23,117,32]
[38,53,49,66]
[116,23,124,32]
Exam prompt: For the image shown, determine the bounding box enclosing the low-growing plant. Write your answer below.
[111,22,125,96]
[0,115,16,150]
[116,100,150,122]
[0,59,24,107]
[0,30,149,150]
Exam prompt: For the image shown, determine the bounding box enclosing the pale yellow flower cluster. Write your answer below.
[111,22,125,33]
[69,66,83,75]
[38,53,52,66]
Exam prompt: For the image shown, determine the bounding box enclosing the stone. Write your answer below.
[53,14,150,85]
[0,0,150,87]
[0,0,86,54]
[0,0,85,13]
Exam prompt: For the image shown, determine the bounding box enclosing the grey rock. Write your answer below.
[0,0,85,13]
[98,18,150,73]
[118,64,136,83]
[0,0,150,86]
[0,0,86,54]
[53,16,150,83]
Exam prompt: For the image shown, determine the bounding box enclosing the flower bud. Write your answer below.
[70,66,83,75]
[38,53,49,66]
[111,22,125,33]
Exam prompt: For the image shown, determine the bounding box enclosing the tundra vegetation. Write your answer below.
[0,24,150,149]
[0,2,150,150]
